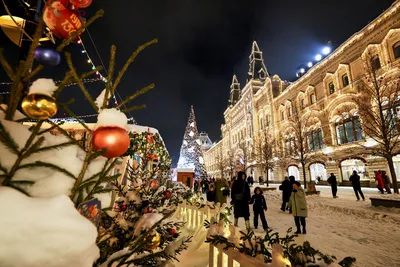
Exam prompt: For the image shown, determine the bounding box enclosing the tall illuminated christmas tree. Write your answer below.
[177,106,207,179]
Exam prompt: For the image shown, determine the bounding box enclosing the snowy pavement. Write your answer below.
[173,185,400,267]
[236,185,400,267]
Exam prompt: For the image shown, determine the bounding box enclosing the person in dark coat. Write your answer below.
[349,170,365,201]
[279,176,292,212]
[327,173,338,198]
[206,184,216,202]
[288,176,295,213]
[231,171,251,229]
[249,187,268,230]
[382,171,392,194]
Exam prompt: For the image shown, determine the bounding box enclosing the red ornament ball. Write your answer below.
[143,207,153,214]
[169,228,176,235]
[43,1,83,39]
[164,190,172,199]
[92,127,130,158]
[69,0,93,8]
[120,204,127,211]
[150,180,159,189]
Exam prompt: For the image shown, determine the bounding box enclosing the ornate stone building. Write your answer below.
[204,1,400,185]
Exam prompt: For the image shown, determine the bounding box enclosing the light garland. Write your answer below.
[77,37,119,106]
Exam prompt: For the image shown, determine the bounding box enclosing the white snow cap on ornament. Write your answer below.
[94,108,127,130]
[95,89,108,111]
[28,78,57,96]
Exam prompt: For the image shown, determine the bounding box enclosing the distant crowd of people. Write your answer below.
[190,169,393,235]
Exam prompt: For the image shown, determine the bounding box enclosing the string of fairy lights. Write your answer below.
[0,37,136,123]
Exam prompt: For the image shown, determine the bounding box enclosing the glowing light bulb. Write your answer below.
[315,54,322,61]
[307,62,313,68]
[322,46,331,55]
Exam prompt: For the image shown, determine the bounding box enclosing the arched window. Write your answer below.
[371,55,381,71]
[329,82,335,94]
[335,116,363,144]
[393,42,400,59]
[306,129,324,151]
[301,98,306,109]
[310,93,316,104]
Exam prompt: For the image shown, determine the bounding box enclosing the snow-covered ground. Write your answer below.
[174,185,400,267]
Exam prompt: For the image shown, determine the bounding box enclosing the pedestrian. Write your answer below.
[259,176,264,185]
[249,187,269,230]
[231,171,251,229]
[215,177,229,204]
[374,171,385,194]
[279,176,292,211]
[382,171,392,194]
[288,176,295,213]
[206,184,216,202]
[288,181,308,234]
[327,173,338,198]
[194,180,199,193]
[349,170,365,201]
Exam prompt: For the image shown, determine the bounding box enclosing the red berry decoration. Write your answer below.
[92,127,130,158]
[169,228,176,235]
[120,204,127,211]
[150,180,159,189]
[164,190,172,199]
[143,207,153,214]
[69,0,93,8]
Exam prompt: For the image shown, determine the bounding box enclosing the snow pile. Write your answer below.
[95,89,108,111]
[28,78,57,96]
[0,187,99,267]
[94,108,127,130]
[134,213,164,236]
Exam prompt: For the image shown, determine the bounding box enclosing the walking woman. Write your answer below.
[231,171,251,229]
[288,181,308,234]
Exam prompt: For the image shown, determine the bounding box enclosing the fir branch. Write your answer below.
[8,182,30,196]
[116,84,154,109]
[22,136,45,158]
[29,141,76,156]
[54,72,73,97]
[88,149,107,162]
[0,120,20,154]
[111,39,158,95]
[70,146,92,200]
[0,49,15,80]
[22,17,45,78]
[46,121,85,151]
[65,53,98,111]
[81,67,104,80]
[18,161,76,180]
[58,102,91,131]
[121,104,146,114]
[38,122,64,135]
[104,45,117,108]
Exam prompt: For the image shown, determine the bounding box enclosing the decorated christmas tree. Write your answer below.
[177,106,207,179]
[0,1,192,266]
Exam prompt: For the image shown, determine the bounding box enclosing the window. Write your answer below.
[329,82,335,94]
[307,129,324,151]
[310,93,316,104]
[285,137,296,155]
[301,99,306,109]
[260,118,264,130]
[371,55,381,71]
[335,116,363,145]
[281,111,285,120]
[393,43,400,59]
[288,106,292,117]
[342,74,349,87]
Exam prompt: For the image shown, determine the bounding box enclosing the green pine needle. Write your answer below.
[0,121,19,155]
[18,161,76,180]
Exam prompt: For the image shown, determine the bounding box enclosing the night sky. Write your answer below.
[0,0,395,166]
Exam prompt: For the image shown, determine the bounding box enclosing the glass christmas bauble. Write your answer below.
[21,94,57,120]
[34,47,61,66]
[43,1,83,39]
[144,231,161,250]
[69,0,93,8]
[92,127,130,158]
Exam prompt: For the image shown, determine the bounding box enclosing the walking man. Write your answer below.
[349,170,365,201]
[327,173,338,198]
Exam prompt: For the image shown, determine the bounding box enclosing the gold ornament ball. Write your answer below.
[144,231,161,250]
[21,94,57,120]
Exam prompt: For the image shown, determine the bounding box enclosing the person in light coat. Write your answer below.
[288,181,308,234]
